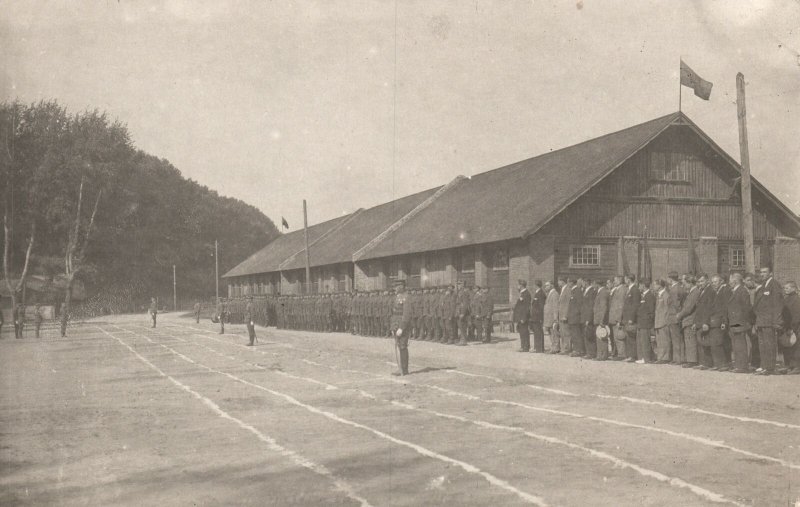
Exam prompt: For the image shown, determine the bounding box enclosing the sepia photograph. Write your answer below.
[2,1,800,505]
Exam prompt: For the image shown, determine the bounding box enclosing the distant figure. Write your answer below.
[33,303,43,339]
[245,295,256,346]
[149,298,158,328]
[0,297,4,337]
[60,302,69,338]
[193,300,201,324]
[216,298,226,334]
[13,303,25,339]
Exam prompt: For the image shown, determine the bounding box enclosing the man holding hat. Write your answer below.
[391,279,412,376]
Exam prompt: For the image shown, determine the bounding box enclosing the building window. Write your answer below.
[491,246,509,271]
[459,248,475,273]
[570,245,600,267]
[650,152,690,182]
[730,247,745,269]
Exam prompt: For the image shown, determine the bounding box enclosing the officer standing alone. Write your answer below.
[391,279,412,376]
[149,298,158,328]
[245,295,256,346]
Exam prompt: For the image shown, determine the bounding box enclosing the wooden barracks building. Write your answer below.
[223,112,800,305]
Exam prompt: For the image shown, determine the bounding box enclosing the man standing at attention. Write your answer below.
[557,278,572,354]
[245,295,256,346]
[216,297,226,335]
[567,279,584,357]
[677,275,700,368]
[149,297,158,328]
[580,278,597,359]
[621,274,640,362]
[530,280,546,353]
[513,279,531,352]
[667,272,686,365]
[544,281,560,354]
[593,279,610,360]
[608,276,626,360]
[635,278,655,364]
[194,300,202,324]
[390,280,412,376]
[752,266,783,375]
[654,279,671,364]
[727,272,753,373]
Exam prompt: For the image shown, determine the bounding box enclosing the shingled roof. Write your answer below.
[222,213,355,278]
[358,112,680,260]
[278,186,442,271]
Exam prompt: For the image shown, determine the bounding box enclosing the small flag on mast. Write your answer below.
[281,217,289,229]
[680,60,713,100]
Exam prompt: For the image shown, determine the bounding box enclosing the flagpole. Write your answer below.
[678,57,682,112]
[303,199,311,294]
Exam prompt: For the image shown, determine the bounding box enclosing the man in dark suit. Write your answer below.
[455,281,471,346]
[753,266,783,375]
[635,278,655,364]
[513,279,531,352]
[581,278,598,359]
[677,275,700,368]
[529,280,546,353]
[781,281,800,374]
[727,272,753,373]
[593,279,610,360]
[693,274,726,369]
[711,275,732,371]
[567,278,585,357]
[621,275,640,362]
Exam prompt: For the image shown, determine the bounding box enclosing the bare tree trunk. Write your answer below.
[3,198,35,310]
[62,175,101,318]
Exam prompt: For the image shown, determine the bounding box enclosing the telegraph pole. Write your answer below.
[303,200,311,294]
[736,73,756,274]
[215,239,219,300]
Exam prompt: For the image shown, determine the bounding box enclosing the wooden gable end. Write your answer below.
[541,125,799,241]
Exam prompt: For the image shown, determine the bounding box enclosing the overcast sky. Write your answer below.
[3,0,799,231]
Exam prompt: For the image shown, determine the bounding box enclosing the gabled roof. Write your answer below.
[278,186,442,271]
[222,213,355,278]
[359,112,680,260]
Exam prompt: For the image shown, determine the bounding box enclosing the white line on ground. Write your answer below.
[183,321,800,433]
[123,325,550,507]
[156,323,800,470]
[128,323,745,506]
[97,326,372,507]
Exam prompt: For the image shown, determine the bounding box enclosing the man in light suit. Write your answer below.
[753,266,783,375]
[530,280,546,353]
[557,278,572,354]
[654,279,671,363]
[666,272,686,365]
[677,275,700,368]
[513,279,531,352]
[593,279,610,360]
[544,281,560,353]
[608,276,626,360]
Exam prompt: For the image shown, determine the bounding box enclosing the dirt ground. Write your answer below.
[1,313,798,506]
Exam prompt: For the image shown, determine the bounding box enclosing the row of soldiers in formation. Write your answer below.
[511,265,799,375]
[212,284,496,344]
[0,301,70,339]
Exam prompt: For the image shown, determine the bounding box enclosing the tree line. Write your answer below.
[1,100,279,316]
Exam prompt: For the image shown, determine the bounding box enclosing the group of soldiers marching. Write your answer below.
[512,265,800,376]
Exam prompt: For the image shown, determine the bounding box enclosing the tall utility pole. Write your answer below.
[736,72,756,274]
[172,264,177,311]
[303,200,311,294]
[215,239,219,301]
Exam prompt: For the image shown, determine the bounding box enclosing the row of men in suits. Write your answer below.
[512,266,797,375]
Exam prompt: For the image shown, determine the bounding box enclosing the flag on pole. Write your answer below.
[281,217,289,229]
[680,60,713,100]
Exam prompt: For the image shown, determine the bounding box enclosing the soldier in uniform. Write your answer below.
[390,279,412,376]
[245,295,256,346]
[216,297,226,334]
[482,287,493,343]
[59,302,68,338]
[194,300,202,323]
[33,303,43,339]
[433,287,444,342]
[456,281,471,346]
[422,288,432,340]
[13,302,25,339]
[471,286,484,343]
[149,297,158,328]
